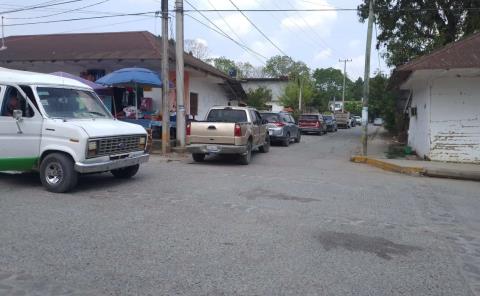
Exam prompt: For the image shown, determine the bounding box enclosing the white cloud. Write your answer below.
[197,0,261,10]
[348,39,361,48]
[212,13,252,36]
[280,0,337,37]
[194,38,208,47]
[314,48,332,61]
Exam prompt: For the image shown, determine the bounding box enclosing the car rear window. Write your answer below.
[299,115,318,121]
[206,109,247,122]
[260,113,280,123]
[323,115,332,120]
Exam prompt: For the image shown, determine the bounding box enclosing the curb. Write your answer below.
[350,156,425,176]
[351,156,480,181]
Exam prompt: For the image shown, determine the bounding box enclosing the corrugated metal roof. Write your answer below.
[391,31,480,88]
[0,31,230,80]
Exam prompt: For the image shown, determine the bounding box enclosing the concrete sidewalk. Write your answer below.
[351,127,480,181]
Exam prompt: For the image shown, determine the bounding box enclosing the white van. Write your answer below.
[0,68,149,192]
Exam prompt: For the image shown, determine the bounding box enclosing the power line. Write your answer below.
[284,0,332,52]
[6,0,110,20]
[207,0,248,49]
[184,0,266,63]
[0,0,87,15]
[226,0,287,56]
[182,7,480,12]
[185,13,266,64]
[4,11,159,27]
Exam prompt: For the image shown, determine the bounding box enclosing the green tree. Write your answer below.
[312,67,353,110]
[246,86,272,109]
[358,0,480,67]
[350,77,364,101]
[279,80,315,113]
[264,55,310,79]
[344,101,363,115]
[208,57,237,76]
[368,73,396,131]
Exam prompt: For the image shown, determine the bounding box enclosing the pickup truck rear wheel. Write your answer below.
[238,141,252,165]
[111,164,139,179]
[192,153,206,162]
[40,153,78,193]
[259,135,270,153]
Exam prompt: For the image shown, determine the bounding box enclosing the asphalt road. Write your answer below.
[1,127,480,296]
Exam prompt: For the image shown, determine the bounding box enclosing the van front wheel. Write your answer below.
[40,153,78,193]
[111,164,139,179]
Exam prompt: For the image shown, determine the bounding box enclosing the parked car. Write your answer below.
[373,118,384,126]
[186,106,270,165]
[354,115,362,125]
[322,114,338,132]
[260,111,300,146]
[0,68,150,193]
[298,113,327,135]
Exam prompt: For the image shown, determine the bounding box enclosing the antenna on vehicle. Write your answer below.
[0,16,7,51]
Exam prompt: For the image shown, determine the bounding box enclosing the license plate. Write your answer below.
[206,145,219,152]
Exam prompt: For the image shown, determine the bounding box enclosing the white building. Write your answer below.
[0,31,245,120]
[241,77,289,112]
[393,33,480,163]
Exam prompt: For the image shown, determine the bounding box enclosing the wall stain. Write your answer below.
[316,231,422,260]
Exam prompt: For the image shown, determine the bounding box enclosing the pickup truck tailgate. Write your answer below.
[189,122,236,144]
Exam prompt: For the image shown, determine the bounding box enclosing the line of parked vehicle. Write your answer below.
[185,106,363,165]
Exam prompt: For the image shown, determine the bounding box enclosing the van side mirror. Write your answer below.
[13,109,23,121]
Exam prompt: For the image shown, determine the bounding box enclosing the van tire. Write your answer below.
[282,133,290,147]
[40,153,78,193]
[111,164,139,179]
[192,153,206,162]
[238,141,252,165]
[295,132,301,143]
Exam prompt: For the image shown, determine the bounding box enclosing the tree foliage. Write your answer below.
[279,80,315,112]
[358,0,480,67]
[208,57,236,76]
[264,55,310,79]
[246,86,272,109]
[368,73,396,131]
[344,101,363,115]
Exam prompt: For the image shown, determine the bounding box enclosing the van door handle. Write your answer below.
[207,125,216,130]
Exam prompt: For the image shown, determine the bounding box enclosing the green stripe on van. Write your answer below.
[0,157,39,171]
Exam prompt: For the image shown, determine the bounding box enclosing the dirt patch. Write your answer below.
[317,231,422,260]
[241,188,319,203]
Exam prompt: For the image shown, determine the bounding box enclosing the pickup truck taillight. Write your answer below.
[186,123,191,136]
[315,121,320,128]
[234,123,242,137]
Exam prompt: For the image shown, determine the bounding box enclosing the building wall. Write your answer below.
[429,76,480,163]
[241,81,287,112]
[407,79,431,159]
[404,70,480,163]
[189,76,230,120]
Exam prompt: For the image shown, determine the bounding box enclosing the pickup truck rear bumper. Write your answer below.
[74,153,150,173]
[186,144,247,155]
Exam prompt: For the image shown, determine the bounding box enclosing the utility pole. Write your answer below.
[161,0,170,154]
[175,0,186,148]
[362,0,375,156]
[298,77,303,112]
[339,58,352,112]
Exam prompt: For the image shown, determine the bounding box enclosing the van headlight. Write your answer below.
[139,136,147,149]
[87,140,98,157]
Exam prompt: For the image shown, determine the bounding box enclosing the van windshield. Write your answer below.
[36,87,111,119]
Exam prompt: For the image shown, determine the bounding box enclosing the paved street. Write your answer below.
[1,127,480,296]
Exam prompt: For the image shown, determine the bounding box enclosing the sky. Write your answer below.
[1,0,388,80]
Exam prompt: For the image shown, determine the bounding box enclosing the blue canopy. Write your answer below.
[96,67,163,87]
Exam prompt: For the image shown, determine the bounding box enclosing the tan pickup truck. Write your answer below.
[186,106,270,164]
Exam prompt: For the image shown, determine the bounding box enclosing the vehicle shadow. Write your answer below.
[0,172,43,188]
[188,152,259,167]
